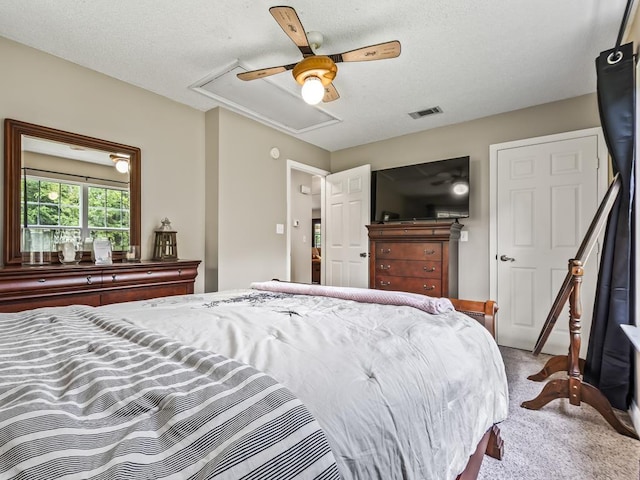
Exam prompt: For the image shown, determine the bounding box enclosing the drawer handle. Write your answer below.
[38,278,46,283]
[380,248,391,254]
[423,266,436,272]
[112,274,117,282]
[423,284,436,291]
[379,264,391,270]
[86,275,92,285]
[424,249,436,255]
[178,269,182,275]
[379,280,391,287]
[147,271,153,275]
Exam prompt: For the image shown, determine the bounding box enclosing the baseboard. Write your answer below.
[621,326,640,435]
[629,400,640,434]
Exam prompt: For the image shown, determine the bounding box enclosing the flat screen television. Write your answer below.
[371,156,470,222]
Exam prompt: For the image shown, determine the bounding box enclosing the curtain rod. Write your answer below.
[613,0,636,57]
[23,166,130,187]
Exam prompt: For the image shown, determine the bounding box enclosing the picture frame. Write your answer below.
[381,211,399,222]
[92,238,113,265]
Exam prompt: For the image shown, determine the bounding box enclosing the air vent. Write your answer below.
[409,106,443,119]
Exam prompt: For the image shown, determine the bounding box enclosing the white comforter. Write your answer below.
[100,288,508,480]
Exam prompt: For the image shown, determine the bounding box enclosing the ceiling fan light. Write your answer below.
[115,159,129,173]
[301,76,325,105]
[110,154,130,173]
[452,181,469,195]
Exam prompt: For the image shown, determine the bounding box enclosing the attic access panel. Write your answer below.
[191,61,341,134]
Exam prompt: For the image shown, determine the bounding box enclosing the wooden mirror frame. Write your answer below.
[3,119,141,265]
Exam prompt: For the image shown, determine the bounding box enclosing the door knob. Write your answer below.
[500,254,515,262]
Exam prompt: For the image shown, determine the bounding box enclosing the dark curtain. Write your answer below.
[584,42,636,410]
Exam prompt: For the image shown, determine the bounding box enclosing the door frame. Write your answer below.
[286,160,329,282]
[488,127,608,337]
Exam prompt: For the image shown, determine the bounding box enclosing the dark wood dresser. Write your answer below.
[367,222,462,297]
[0,259,201,313]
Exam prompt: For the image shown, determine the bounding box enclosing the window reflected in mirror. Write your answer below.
[21,136,131,252]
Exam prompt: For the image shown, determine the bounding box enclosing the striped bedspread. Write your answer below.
[0,306,340,479]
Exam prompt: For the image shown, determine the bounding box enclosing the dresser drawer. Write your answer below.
[101,284,190,305]
[0,293,102,313]
[0,271,98,296]
[375,242,442,261]
[375,260,441,278]
[374,275,442,296]
[104,268,186,286]
[368,224,450,240]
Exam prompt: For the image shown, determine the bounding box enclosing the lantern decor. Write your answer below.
[152,217,178,261]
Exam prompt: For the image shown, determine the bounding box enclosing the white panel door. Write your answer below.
[496,135,601,356]
[324,165,371,287]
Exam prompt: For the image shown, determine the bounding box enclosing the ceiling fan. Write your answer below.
[237,6,401,105]
[430,170,469,195]
[430,171,466,186]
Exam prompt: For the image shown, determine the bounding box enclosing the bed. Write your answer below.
[0,282,508,479]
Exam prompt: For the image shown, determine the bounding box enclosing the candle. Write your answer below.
[62,242,75,262]
[125,245,140,262]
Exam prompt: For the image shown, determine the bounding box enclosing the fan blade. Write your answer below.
[330,40,401,63]
[237,63,297,81]
[323,83,340,103]
[269,6,315,57]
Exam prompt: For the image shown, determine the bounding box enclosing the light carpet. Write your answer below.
[478,346,640,480]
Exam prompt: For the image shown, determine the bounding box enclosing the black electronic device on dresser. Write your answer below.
[371,156,470,223]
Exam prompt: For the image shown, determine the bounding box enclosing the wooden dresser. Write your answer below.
[367,222,462,297]
[0,259,200,313]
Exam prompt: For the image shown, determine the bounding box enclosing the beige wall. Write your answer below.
[627,7,640,47]
[331,94,601,300]
[0,36,207,292]
[217,109,330,290]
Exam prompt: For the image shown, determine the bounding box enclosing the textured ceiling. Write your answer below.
[0,1,629,151]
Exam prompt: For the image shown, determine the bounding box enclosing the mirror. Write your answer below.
[3,119,141,265]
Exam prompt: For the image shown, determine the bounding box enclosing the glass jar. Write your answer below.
[22,228,53,265]
[57,241,82,265]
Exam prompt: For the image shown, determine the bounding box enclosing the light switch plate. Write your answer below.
[276,223,284,234]
[460,231,468,242]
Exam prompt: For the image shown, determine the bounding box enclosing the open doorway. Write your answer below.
[311,216,321,283]
[286,160,329,283]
